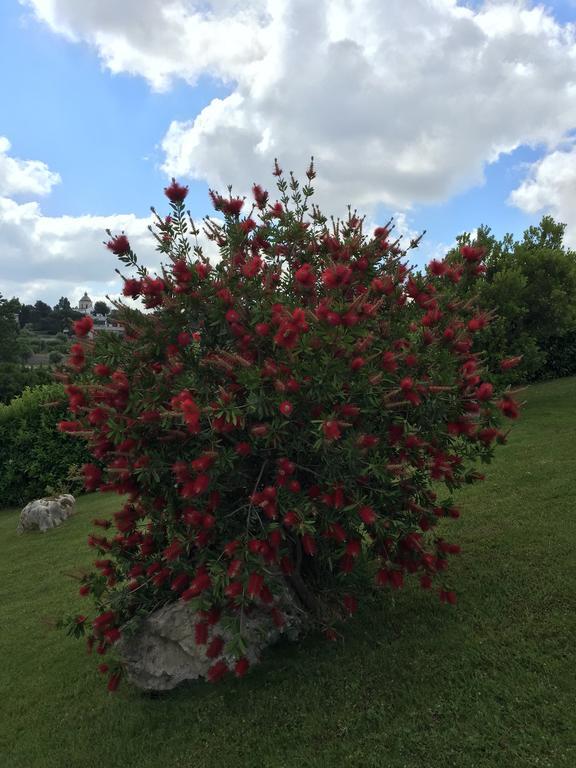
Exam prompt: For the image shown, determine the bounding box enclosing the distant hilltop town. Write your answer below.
[74,292,123,334]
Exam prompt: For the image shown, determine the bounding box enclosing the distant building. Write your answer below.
[77,292,93,314]
[72,292,123,335]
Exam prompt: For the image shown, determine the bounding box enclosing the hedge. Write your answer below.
[0,384,91,508]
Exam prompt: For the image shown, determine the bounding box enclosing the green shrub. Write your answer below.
[0,384,91,507]
[536,329,576,381]
[0,364,53,405]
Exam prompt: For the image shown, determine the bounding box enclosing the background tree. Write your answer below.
[93,301,110,316]
[0,294,21,363]
[53,297,82,333]
[443,216,576,382]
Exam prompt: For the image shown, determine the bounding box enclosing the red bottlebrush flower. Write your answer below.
[207,660,228,683]
[106,234,130,255]
[68,343,85,370]
[107,673,121,692]
[350,356,366,372]
[104,627,121,644]
[358,505,376,525]
[88,407,108,426]
[346,539,361,558]
[321,264,352,289]
[283,510,300,528]
[460,245,484,262]
[164,178,189,203]
[324,522,346,543]
[234,442,251,457]
[163,539,184,561]
[322,420,342,441]
[500,355,523,371]
[186,474,210,496]
[279,400,293,417]
[468,315,487,332]
[428,259,447,277]
[191,452,216,473]
[194,261,210,279]
[93,611,116,631]
[498,396,520,419]
[224,581,243,599]
[195,621,208,646]
[381,351,398,372]
[357,434,379,450]
[255,322,270,337]
[98,663,109,674]
[235,657,250,678]
[82,464,102,491]
[240,218,257,236]
[371,276,394,295]
[302,533,317,556]
[343,594,358,616]
[476,382,494,401]
[420,574,433,589]
[242,255,261,278]
[400,377,414,392]
[79,584,90,597]
[181,570,212,600]
[123,278,142,298]
[390,570,404,590]
[247,572,264,598]
[206,635,224,659]
[376,569,389,586]
[225,309,241,324]
[294,263,316,287]
[93,363,111,377]
[73,315,93,337]
[227,559,243,579]
[440,589,457,605]
[252,184,268,208]
[177,331,192,347]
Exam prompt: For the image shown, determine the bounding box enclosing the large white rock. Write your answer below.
[17,494,76,533]
[117,584,306,691]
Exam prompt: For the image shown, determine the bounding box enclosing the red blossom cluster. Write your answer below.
[62,163,519,691]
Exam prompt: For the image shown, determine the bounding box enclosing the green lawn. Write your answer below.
[1,377,575,768]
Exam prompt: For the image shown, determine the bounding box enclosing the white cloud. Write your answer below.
[508,140,576,246]
[0,194,224,306]
[158,0,576,216]
[14,0,576,298]
[0,194,157,305]
[0,137,61,197]
[22,0,271,91]
[22,1,576,219]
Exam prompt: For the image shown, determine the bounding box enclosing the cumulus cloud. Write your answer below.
[0,137,61,197]
[21,0,271,91]
[0,195,157,305]
[160,0,576,216]
[0,139,223,305]
[24,1,576,217]
[508,140,576,246]
[0,195,224,306]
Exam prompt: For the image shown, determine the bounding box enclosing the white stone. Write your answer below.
[17,494,76,533]
[117,583,306,691]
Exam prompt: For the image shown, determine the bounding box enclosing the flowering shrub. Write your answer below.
[61,161,520,690]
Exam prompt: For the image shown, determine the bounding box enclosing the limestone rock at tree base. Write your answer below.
[117,583,307,691]
[17,494,76,533]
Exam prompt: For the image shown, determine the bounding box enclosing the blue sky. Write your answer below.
[0,0,575,305]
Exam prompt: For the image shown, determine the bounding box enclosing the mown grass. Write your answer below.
[1,377,575,768]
